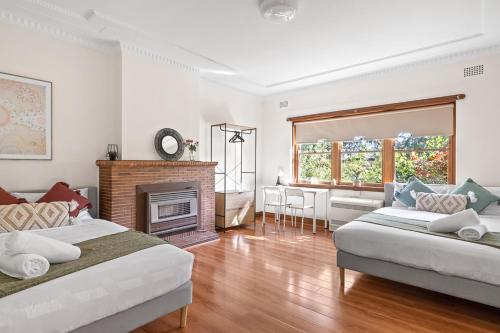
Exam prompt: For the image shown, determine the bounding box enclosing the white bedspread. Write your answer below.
[0,220,194,333]
[334,207,500,286]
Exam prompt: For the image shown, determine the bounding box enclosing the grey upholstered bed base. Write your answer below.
[72,280,192,333]
[337,251,500,308]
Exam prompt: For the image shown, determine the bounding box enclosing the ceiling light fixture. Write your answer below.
[259,0,298,24]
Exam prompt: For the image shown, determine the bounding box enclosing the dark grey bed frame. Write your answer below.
[14,186,193,332]
[336,183,500,308]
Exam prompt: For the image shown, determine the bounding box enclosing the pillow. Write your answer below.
[12,191,44,203]
[481,201,500,216]
[0,187,27,205]
[0,201,73,232]
[36,182,92,217]
[394,177,435,207]
[13,187,89,203]
[451,178,500,213]
[415,192,467,214]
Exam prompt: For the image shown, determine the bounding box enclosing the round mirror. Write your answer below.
[162,136,179,154]
[154,128,185,161]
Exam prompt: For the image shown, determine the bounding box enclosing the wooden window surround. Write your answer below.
[289,94,465,191]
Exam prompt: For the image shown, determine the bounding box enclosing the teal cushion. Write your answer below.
[451,178,499,213]
[394,176,435,207]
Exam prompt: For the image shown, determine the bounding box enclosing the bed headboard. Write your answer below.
[13,186,98,218]
[384,182,500,207]
[384,183,395,207]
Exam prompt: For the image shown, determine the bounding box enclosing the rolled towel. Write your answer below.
[427,208,480,233]
[5,231,81,264]
[0,253,49,279]
[458,224,488,241]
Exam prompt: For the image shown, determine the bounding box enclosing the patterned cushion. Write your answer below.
[394,176,435,207]
[0,202,72,232]
[416,192,467,214]
[451,178,500,213]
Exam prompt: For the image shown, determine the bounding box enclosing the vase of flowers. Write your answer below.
[351,169,363,187]
[184,139,199,161]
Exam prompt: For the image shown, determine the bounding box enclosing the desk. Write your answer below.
[262,186,329,233]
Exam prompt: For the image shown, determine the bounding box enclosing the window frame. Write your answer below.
[290,95,462,190]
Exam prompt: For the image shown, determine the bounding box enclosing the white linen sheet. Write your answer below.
[0,220,194,333]
[334,207,500,286]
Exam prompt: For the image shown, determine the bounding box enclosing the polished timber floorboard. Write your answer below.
[134,219,500,333]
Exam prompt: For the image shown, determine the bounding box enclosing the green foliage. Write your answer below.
[298,135,449,184]
[299,142,332,181]
[299,153,331,181]
[341,153,382,183]
[395,135,449,184]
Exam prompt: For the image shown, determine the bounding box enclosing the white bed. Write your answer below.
[334,207,500,286]
[0,219,194,333]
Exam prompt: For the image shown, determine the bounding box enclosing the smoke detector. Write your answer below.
[259,0,299,24]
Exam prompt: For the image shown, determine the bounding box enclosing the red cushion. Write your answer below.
[36,182,92,217]
[0,187,27,205]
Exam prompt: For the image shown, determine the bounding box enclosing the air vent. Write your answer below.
[150,190,197,203]
[464,65,484,77]
[280,101,289,108]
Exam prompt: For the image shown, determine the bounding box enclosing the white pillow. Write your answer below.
[12,187,89,202]
[480,201,500,216]
[12,192,44,202]
[73,209,94,224]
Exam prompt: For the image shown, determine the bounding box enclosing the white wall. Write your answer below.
[261,51,500,216]
[120,50,200,160]
[0,22,121,191]
[0,22,264,195]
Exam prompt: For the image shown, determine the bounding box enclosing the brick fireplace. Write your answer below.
[96,160,219,247]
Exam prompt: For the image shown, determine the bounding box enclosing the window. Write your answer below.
[290,95,461,189]
[298,142,331,182]
[395,134,449,184]
[340,138,382,184]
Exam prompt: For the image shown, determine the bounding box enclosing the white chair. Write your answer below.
[284,188,313,234]
[262,186,287,229]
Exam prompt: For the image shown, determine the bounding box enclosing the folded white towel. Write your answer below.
[427,208,480,233]
[5,231,81,264]
[458,224,488,241]
[0,253,49,279]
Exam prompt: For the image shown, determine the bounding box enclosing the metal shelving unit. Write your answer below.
[211,123,257,230]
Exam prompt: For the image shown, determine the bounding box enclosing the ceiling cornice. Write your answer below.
[1,0,499,96]
[120,42,199,73]
[0,8,116,54]
[0,2,199,74]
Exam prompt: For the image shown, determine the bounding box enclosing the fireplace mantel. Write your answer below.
[96,160,218,168]
[96,159,218,247]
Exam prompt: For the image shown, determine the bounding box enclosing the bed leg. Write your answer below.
[339,267,345,287]
[180,305,188,328]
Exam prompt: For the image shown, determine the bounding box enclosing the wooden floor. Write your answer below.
[134,219,500,333]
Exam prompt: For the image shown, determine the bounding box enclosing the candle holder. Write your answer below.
[106,144,119,161]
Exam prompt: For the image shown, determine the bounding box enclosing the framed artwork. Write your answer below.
[0,72,52,160]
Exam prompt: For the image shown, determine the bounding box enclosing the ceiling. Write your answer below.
[1,0,499,95]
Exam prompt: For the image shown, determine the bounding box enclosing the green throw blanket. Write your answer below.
[356,212,500,250]
[0,230,168,298]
